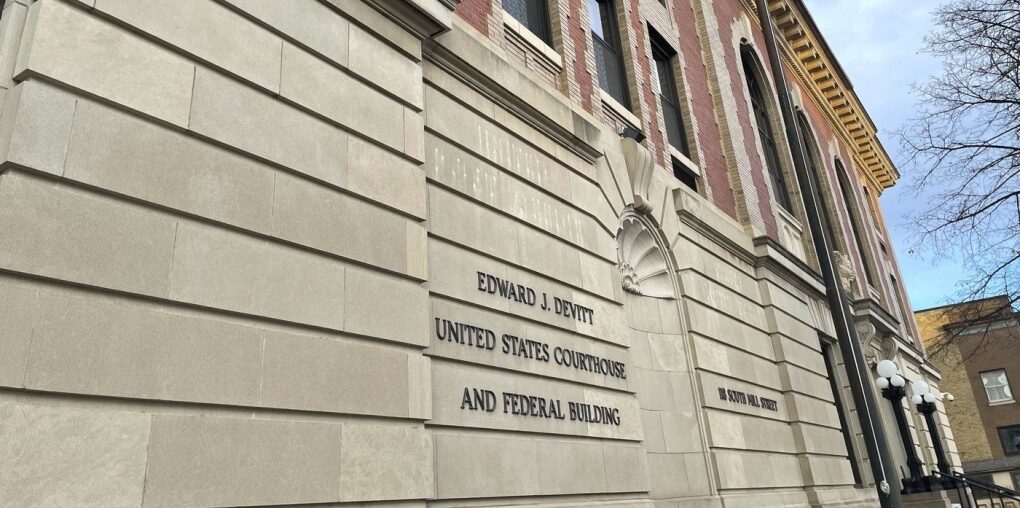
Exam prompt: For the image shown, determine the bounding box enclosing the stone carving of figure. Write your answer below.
[833,250,859,299]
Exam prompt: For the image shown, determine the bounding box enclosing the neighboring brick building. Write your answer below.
[0,0,950,507]
[918,297,1020,490]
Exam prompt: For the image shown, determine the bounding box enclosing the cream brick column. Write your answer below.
[689,0,767,236]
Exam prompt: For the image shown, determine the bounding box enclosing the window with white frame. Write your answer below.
[981,369,1014,403]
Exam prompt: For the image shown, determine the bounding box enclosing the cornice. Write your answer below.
[749,0,899,191]
[363,0,459,39]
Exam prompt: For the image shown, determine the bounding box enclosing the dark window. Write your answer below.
[835,161,876,286]
[504,0,551,44]
[822,342,863,485]
[795,113,836,247]
[889,275,910,325]
[862,186,883,234]
[742,50,791,211]
[999,425,1020,456]
[651,31,690,156]
[672,158,698,192]
[589,0,629,108]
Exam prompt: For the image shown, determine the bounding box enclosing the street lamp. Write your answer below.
[875,360,931,493]
[913,382,954,484]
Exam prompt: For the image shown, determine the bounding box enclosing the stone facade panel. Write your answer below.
[16,0,195,127]
[142,415,343,507]
[94,0,282,92]
[65,98,276,234]
[0,404,150,508]
[23,290,263,406]
[221,0,351,70]
[168,221,346,329]
[189,68,348,188]
[0,172,177,297]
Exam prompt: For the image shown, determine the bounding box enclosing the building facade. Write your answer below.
[918,297,1020,492]
[0,0,954,506]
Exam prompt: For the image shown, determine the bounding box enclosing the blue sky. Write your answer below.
[803,0,963,310]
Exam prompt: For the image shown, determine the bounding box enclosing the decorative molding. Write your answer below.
[621,137,655,215]
[833,250,859,299]
[752,236,827,298]
[364,0,458,40]
[617,216,673,298]
[764,0,898,190]
[862,330,898,367]
[856,320,877,342]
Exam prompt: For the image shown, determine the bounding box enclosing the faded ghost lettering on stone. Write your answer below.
[476,271,594,324]
[460,387,621,426]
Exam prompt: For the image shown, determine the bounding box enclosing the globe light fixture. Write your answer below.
[911,394,923,405]
[876,377,890,389]
[923,393,936,404]
[876,360,898,378]
[891,375,905,387]
[912,380,930,396]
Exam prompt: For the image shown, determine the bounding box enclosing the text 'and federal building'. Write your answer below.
[0,0,958,506]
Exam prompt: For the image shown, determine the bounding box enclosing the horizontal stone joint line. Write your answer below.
[4,163,426,283]
[0,261,427,353]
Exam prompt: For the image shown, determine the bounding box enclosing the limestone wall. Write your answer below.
[0,0,432,505]
[0,1,897,507]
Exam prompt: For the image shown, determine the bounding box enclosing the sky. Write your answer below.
[802,0,964,310]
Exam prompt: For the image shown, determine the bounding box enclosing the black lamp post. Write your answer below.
[913,385,956,488]
[875,360,932,494]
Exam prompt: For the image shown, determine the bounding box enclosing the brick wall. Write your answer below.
[447,0,917,268]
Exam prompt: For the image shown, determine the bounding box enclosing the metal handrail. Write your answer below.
[933,470,1020,508]
[941,471,1020,499]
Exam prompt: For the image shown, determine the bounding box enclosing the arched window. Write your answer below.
[741,48,791,212]
[795,113,838,246]
[835,160,876,286]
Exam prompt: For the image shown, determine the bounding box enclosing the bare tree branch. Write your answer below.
[899,0,1020,352]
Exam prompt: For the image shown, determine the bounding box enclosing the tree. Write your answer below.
[899,0,1020,351]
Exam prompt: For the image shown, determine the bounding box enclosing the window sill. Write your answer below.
[989,399,1016,407]
[667,145,700,177]
[773,202,807,262]
[501,11,563,70]
[868,285,882,301]
[774,202,803,232]
[599,89,641,129]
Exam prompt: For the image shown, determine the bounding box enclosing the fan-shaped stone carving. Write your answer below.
[617,217,674,298]
[621,137,655,215]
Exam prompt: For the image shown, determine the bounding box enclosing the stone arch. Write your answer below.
[733,35,801,216]
[793,108,850,256]
[833,157,880,292]
[614,207,716,498]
